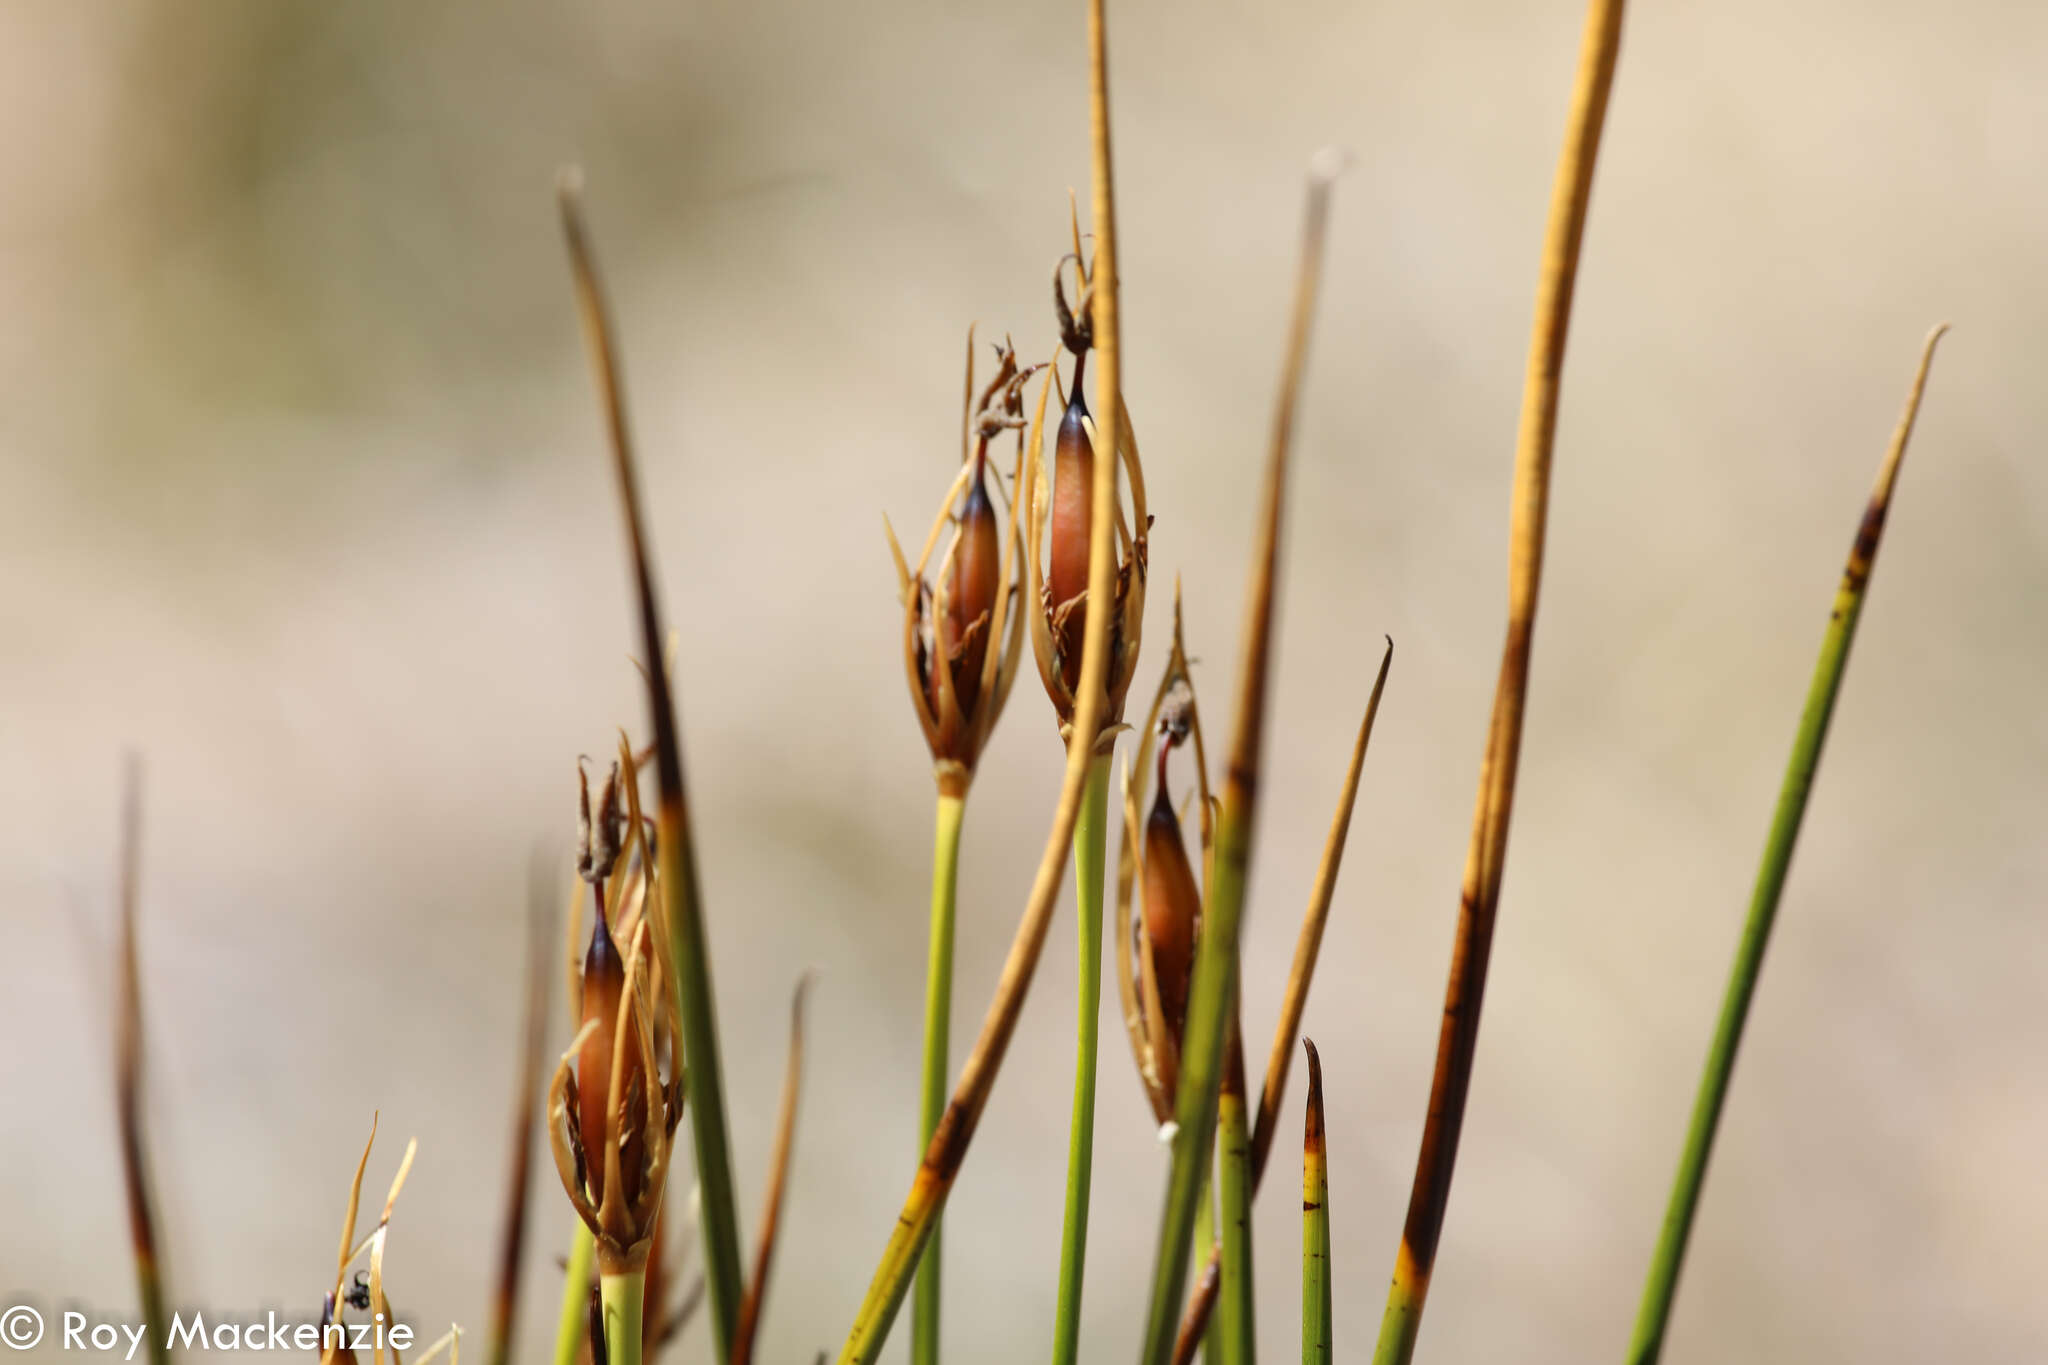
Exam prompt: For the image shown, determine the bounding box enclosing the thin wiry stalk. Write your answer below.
[559,174,746,1358]
[1136,156,1341,1365]
[1171,641,1391,1358]
[911,795,964,1365]
[1051,755,1115,1365]
[1301,1041,1331,1365]
[731,977,812,1365]
[556,1226,597,1365]
[488,870,555,1365]
[1215,1027,1256,1365]
[1252,639,1391,1177]
[113,760,172,1365]
[830,0,1129,1351]
[1626,326,1947,1365]
[1371,4,1624,1361]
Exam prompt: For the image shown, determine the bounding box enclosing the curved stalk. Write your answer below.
[599,1270,645,1365]
[913,795,966,1365]
[1625,326,1946,1364]
[1050,756,1114,1365]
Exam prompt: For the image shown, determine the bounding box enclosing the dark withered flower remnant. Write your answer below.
[887,335,1040,797]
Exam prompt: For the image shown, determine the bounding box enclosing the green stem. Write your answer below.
[1050,755,1113,1365]
[913,793,966,1365]
[553,1225,595,1365]
[1627,568,1891,1359]
[1626,328,1943,1364]
[599,1269,645,1365]
[659,823,746,1360]
[1217,1035,1256,1365]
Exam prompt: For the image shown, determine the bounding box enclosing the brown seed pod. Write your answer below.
[928,441,1003,729]
[576,894,644,1210]
[1140,735,1201,1098]
[886,331,1038,796]
[1048,349,1094,695]
[1027,235,1149,742]
[1113,584,1211,1124]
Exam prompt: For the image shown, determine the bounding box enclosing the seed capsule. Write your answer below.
[577,895,644,1209]
[1048,351,1094,693]
[1141,736,1200,1093]
[929,443,1002,724]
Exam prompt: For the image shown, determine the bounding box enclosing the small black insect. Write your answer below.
[342,1270,373,1313]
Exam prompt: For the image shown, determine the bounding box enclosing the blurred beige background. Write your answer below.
[3,1,2044,1361]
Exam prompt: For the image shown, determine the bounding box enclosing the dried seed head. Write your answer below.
[1028,237,1148,739]
[547,749,681,1276]
[892,332,1037,794]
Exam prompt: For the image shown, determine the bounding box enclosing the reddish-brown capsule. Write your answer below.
[1141,738,1200,1093]
[1029,242,1147,738]
[1048,351,1094,693]
[929,443,1002,725]
[577,897,643,1209]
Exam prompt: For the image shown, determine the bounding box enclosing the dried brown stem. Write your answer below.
[729,976,811,1365]
[1374,4,1625,1360]
[487,868,556,1365]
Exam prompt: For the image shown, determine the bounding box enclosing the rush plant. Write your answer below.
[87,1,1958,1363]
